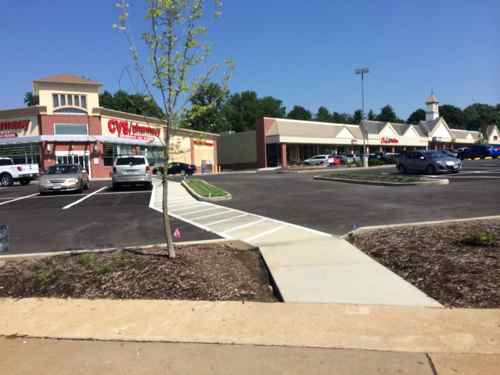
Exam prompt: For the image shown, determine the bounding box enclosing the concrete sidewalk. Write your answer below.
[151,180,440,306]
[1,299,499,374]
[0,337,462,375]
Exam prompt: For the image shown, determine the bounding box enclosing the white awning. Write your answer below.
[94,136,164,147]
[41,135,97,143]
[0,136,41,145]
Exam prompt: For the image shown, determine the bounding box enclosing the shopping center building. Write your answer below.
[0,74,219,179]
[219,95,497,169]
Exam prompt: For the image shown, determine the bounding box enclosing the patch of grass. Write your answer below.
[185,178,229,198]
[78,252,97,267]
[96,264,113,275]
[330,172,422,183]
[461,231,497,247]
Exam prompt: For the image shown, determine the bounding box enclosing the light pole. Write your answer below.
[355,67,369,167]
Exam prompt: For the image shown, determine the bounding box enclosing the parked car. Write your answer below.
[112,155,152,190]
[304,155,331,166]
[0,157,39,187]
[458,144,500,160]
[441,149,458,158]
[167,162,196,176]
[39,164,89,194]
[328,155,343,166]
[397,151,462,174]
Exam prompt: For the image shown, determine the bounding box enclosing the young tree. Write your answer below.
[115,0,232,257]
[287,105,312,120]
[24,92,39,106]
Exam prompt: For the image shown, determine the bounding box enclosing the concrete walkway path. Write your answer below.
[150,180,441,306]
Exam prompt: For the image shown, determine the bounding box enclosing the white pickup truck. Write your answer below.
[0,157,39,186]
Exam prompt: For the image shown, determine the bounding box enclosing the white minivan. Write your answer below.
[112,155,152,190]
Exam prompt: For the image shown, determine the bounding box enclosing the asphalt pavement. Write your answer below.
[202,159,500,235]
[1,159,499,254]
[0,181,217,254]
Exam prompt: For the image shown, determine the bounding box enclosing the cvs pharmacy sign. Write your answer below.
[108,118,161,138]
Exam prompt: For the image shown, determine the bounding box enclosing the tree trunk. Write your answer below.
[162,120,176,258]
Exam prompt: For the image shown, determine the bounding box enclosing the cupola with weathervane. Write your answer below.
[425,92,439,121]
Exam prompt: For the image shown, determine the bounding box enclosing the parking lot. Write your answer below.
[1,159,499,254]
[202,159,500,235]
[0,181,217,254]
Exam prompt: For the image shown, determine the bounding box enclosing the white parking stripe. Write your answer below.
[205,213,248,226]
[62,187,107,210]
[221,218,267,235]
[194,209,232,221]
[0,193,38,206]
[244,224,286,243]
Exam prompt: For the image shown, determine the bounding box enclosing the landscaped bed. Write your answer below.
[183,178,230,199]
[0,243,278,302]
[314,170,450,185]
[349,220,500,308]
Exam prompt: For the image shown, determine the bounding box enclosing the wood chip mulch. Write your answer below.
[350,220,500,308]
[0,244,278,302]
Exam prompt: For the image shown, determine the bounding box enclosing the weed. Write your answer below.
[461,231,497,247]
[96,264,113,275]
[78,253,97,267]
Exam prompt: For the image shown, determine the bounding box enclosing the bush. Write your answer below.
[369,159,385,166]
[78,253,97,267]
[461,231,497,247]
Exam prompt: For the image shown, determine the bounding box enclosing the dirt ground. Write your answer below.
[350,220,500,308]
[0,243,278,302]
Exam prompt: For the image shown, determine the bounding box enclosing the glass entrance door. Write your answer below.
[55,151,90,177]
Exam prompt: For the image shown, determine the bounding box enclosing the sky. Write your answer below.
[1,0,499,119]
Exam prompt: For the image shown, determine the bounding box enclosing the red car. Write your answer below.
[328,155,343,166]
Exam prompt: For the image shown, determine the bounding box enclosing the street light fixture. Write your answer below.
[355,67,369,167]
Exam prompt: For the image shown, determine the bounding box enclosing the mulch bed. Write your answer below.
[349,220,500,308]
[0,243,278,302]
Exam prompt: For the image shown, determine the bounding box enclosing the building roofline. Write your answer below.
[0,106,46,119]
[262,116,360,128]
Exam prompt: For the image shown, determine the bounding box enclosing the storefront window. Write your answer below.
[60,95,66,106]
[81,95,87,108]
[103,144,135,166]
[74,95,80,107]
[0,144,41,166]
[67,95,73,106]
[54,124,88,135]
[53,94,59,108]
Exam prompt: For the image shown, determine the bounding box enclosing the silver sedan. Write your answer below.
[39,164,90,194]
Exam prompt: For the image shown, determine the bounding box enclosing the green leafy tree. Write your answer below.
[100,90,164,118]
[376,105,404,123]
[331,112,352,124]
[367,109,376,120]
[315,106,332,122]
[352,109,363,124]
[115,0,232,257]
[184,83,229,132]
[223,92,286,131]
[407,109,426,124]
[287,105,312,120]
[24,92,39,106]
[258,96,287,119]
[463,103,500,132]
[223,91,260,132]
[439,104,465,129]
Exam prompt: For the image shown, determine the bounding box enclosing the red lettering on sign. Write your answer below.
[0,119,30,132]
[108,118,160,139]
[381,137,399,144]
[193,140,213,147]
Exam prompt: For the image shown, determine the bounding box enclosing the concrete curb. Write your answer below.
[181,179,232,202]
[314,175,449,186]
[280,164,396,174]
[341,214,500,238]
[0,239,239,260]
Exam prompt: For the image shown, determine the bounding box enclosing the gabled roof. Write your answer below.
[362,120,386,134]
[486,125,499,137]
[33,74,102,86]
[266,118,363,140]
